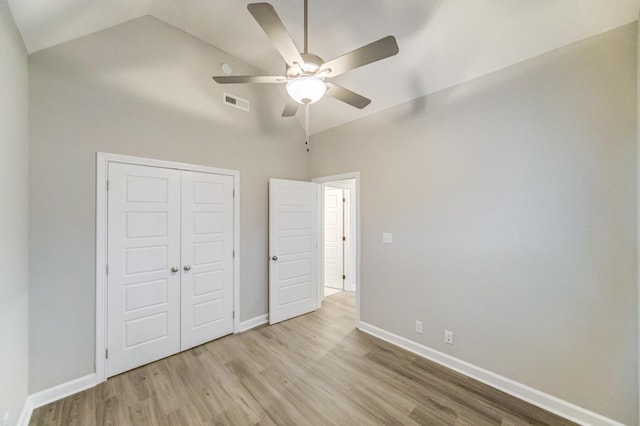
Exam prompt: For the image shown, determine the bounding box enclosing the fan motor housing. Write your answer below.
[286,53,324,77]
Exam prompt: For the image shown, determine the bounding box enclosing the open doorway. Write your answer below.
[314,175,358,310]
[322,184,351,297]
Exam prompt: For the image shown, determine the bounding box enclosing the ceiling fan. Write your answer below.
[212,1,400,117]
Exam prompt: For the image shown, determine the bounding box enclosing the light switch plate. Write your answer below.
[383,232,393,244]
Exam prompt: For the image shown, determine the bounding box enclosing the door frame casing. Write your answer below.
[322,187,346,291]
[95,152,240,383]
[322,183,355,292]
[312,172,361,327]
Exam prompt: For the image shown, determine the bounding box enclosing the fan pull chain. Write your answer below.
[305,103,310,152]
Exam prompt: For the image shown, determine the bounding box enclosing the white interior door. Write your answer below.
[180,171,234,350]
[269,179,318,325]
[324,188,345,290]
[107,163,181,377]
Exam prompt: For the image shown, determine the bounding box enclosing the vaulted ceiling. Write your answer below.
[8,0,639,134]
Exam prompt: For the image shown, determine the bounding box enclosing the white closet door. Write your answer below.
[269,179,318,325]
[324,188,345,290]
[180,171,234,350]
[107,163,181,377]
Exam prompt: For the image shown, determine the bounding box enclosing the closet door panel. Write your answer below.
[180,171,234,350]
[107,163,181,377]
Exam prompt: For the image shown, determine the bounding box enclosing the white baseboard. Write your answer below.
[357,322,624,426]
[17,397,30,426]
[238,314,269,333]
[18,373,98,426]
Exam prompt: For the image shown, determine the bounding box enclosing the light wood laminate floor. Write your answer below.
[31,292,575,425]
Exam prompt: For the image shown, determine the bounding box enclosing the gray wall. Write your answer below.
[310,24,638,425]
[29,16,307,393]
[0,0,29,424]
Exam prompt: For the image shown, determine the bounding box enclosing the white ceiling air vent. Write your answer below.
[223,92,250,112]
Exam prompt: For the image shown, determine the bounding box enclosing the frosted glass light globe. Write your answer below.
[286,76,327,104]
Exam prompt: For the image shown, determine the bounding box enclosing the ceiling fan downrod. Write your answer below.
[303,0,308,54]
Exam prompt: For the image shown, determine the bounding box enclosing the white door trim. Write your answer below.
[322,183,355,292]
[322,187,346,290]
[96,152,240,384]
[312,172,361,327]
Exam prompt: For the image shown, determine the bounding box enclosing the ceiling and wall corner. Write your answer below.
[7,0,640,134]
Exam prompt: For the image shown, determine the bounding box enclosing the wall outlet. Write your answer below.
[415,321,423,334]
[382,232,393,244]
[444,330,454,345]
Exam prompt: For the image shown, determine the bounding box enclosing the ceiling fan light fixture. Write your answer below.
[286,76,326,104]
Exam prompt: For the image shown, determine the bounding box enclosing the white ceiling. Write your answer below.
[8,0,639,134]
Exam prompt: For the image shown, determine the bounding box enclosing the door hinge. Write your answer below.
[342,275,346,280]
[232,250,235,259]
[342,197,346,203]
[105,349,109,359]
[233,189,235,198]
[106,180,109,191]
[106,264,108,275]
[342,236,346,241]
[233,311,235,319]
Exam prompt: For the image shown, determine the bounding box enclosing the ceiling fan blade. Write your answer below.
[325,82,371,109]
[212,75,287,84]
[322,35,399,78]
[282,99,300,117]
[247,3,304,68]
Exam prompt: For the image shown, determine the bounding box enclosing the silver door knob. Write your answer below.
[183,265,191,271]
[271,256,278,261]
[171,266,179,273]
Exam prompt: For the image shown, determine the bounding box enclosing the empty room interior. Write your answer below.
[1,0,640,425]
